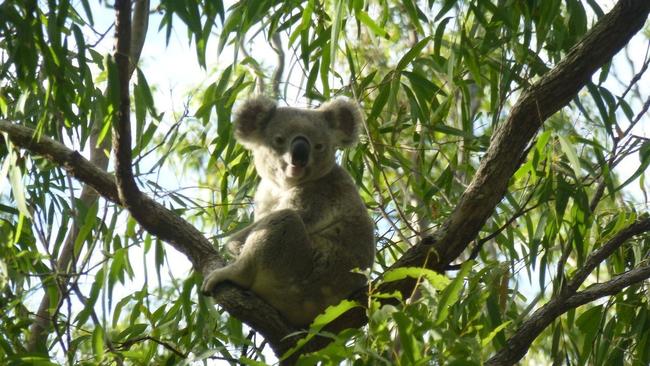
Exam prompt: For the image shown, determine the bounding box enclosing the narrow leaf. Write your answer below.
[382,266,450,290]
[435,260,472,325]
[558,135,582,177]
[396,36,431,71]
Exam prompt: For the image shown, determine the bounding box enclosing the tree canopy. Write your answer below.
[1,0,650,365]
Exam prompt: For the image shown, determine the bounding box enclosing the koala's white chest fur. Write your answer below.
[253,179,291,218]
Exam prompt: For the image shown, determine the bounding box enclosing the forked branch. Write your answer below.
[486,217,650,365]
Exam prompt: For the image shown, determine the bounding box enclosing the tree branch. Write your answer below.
[567,265,650,307]
[386,0,650,284]
[486,263,650,366]
[566,216,650,293]
[109,1,300,354]
[485,216,650,365]
[112,0,138,205]
[108,0,217,272]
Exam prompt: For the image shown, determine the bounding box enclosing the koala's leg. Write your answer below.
[201,258,256,294]
[201,209,313,295]
[249,209,313,281]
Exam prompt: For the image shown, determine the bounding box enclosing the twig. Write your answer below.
[117,336,188,359]
[270,32,284,98]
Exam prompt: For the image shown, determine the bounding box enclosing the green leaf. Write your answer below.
[8,164,30,219]
[576,305,603,365]
[558,135,582,177]
[586,83,613,137]
[289,0,313,45]
[356,10,389,38]
[435,0,456,21]
[93,326,105,362]
[330,0,345,67]
[402,0,423,34]
[432,123,476,139]
[16,90,30,115]
[396,36,431,71]
[435,260,472,325]
[434,17,451,57]
[306,59,320,97]
[76,268,104,325]
[394,311,421,363]
[136,68,155,112]
[320,42,331,98]
[117,323,148,341]
[73,202,98,257]
[616,141,650,192]
[367,74,392,124]
[79,0,94,25]
[281,300,360,360]
[381,267,450,290]
[481,321,511,347]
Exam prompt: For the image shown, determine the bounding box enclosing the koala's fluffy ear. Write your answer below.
[319,98,363,148]
[233,96,277,147]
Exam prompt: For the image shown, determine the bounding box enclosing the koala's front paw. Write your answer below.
[226,240,244,256]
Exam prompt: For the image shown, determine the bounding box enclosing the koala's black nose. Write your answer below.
[290,136,310,167]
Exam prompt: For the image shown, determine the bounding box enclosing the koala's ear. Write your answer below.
[233,96,277,146]
[319,98,363,148]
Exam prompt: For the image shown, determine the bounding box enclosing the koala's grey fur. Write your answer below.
[201,96,375,326]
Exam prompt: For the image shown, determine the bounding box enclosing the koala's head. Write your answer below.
[233,96,363,187]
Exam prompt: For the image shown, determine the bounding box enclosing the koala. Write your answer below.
[201,96,375,327]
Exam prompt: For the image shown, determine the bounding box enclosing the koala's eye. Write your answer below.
[314,143,325,152]
[273,136,286,146]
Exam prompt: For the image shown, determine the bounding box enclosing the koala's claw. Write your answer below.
[200,272,221,296]
[200,279,213,296]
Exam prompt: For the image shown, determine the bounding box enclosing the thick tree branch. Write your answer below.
[108,0,218,272]
[109,1,299,353]
[387,0,650,283]
[112,0,138,205]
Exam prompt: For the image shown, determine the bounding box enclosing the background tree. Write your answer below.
[1,0,649,365]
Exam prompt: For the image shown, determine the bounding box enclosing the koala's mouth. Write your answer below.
[286,164,307,179]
